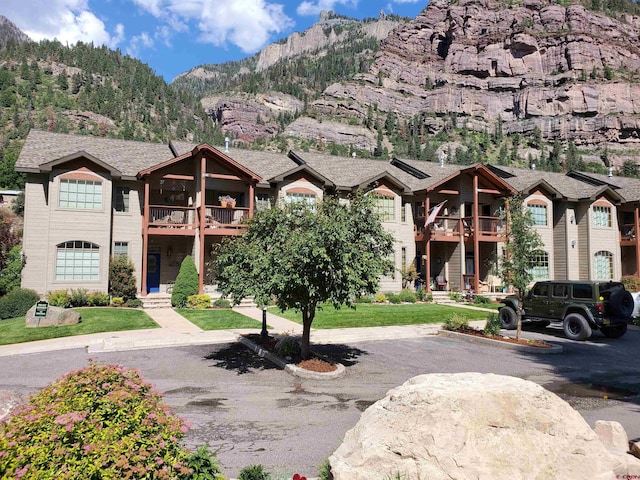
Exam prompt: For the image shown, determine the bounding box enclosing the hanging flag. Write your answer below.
[426,200,447,226]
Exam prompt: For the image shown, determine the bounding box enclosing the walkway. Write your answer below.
[0,306,487,357]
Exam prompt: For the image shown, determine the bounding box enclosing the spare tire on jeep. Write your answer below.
[607,289,634,318]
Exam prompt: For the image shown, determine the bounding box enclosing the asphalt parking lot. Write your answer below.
[1,326,639,478]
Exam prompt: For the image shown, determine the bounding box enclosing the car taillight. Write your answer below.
[596,302,604,314]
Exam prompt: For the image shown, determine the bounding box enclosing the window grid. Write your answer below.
[255,193,271,212]
[528,250,549,280]
[593,205,612,227]
[114,186,130,213]
[59,179,102,209]
[594,251,613,279]
[375,195,395,221]
[528,204,547,226]
[114,242,128,257]
[56,241,100,280]
[285,192,316,206]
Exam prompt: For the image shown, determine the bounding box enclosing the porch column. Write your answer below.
[425,196,431,293]
[198,153,207,294]
[635,204,640,276]
[248,181,255,218]
[473,173,480,292]
[141,180,150,296]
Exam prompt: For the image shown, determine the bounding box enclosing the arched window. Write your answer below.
[528,250,549,280]
[593,250,613,280]
[55,241,100,280]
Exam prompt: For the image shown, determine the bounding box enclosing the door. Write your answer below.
[527,282,551,318]
[146,253,161,293]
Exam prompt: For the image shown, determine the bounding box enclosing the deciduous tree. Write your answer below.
[214,192,395,359]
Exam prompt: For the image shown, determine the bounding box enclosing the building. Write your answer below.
[14,129,640,298]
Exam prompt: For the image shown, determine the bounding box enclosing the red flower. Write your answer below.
[292,475,307,480]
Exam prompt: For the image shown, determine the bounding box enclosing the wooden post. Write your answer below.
[635,204,640,276]
[198,153,207,295]
[473,172,480,292]
[425,196,431,293]
[141,181,150,296]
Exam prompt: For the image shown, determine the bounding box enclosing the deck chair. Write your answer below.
[170,210,185,224]
[436,276,448,291]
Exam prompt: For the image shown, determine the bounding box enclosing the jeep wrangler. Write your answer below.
[498,280,634,340]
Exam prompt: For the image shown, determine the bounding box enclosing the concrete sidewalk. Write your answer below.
[0,306,486,357]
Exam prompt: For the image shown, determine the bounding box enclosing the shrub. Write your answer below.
[239,464,271,480]
[0,363,196,479]
[443,313,469,331]
[423,293,433,303]
[109,255,137,301]
[47,289,71,307]
[183,445,225,479]
[172,255,199,308]
[473,295,492,305]
[87,291,110,306]
[386,292,401,304]
[212,298,231,309]
[398,288,417,303]
[69,288,89,307]
[374,292,387,303]
[448,291,463,302]
[124,298,143,308]
[111,296,124,307]
[622,275,640,292]
[0,245,23,296]
[318,460,332,480]
[187,294,211,309]
[0,288,40,319]
[275,335,301,357]
[355,295,373,303]
[484,312,502,336]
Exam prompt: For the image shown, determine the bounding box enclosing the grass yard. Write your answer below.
[270,303,490,329]
[0,308,158,346]
[176,309,265,330]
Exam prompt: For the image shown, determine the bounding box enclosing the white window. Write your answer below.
[375,195,395,221]
[528,203,547,226]
[285,191,316,207]
[114,186,130,213]
[114,241,128,257]
[56,241,100,280]
[59,178,102,209]
[528,250,549,280]
[593,205,612,227]
[255,193,271,212]
[593,250,613,279]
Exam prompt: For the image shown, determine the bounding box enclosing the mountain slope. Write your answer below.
[0,16,29,48]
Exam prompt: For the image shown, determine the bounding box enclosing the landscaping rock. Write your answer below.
[25,305,80,327]
[0,390,24,421]
[329,372,640,480]
[595,420,630,454]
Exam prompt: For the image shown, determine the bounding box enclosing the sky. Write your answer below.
[2,0,427,83]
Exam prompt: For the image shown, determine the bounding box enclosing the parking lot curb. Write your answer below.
[438,329,563,354]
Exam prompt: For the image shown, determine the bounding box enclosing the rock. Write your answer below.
[595,420,630,454]
[329,372,624,480]
[25,305,80,327]
[0,390,24,421]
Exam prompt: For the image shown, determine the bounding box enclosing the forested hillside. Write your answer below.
[0,39,225,189]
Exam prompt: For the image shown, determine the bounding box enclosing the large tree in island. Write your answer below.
[214,192,395,359]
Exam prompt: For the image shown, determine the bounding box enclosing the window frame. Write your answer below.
[374,193,396,222]
[55,240,100,281]
[113,241,129,258]
[59,178,103,210]
[593,250,613,280]
[527,202,548,227]
[114,185,130,213]
[593,205,612,228]
[528,250,549,280]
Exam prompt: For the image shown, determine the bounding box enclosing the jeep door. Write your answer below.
[549,283,569,319]
[526,282,551,319]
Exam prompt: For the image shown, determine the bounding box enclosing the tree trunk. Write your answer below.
[516,293,523,341]
[301,308,315,360]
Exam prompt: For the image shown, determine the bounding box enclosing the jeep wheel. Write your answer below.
[608,290,634,318]
[498,306,518,330]
[563,313,592,341]
[601,324,628,339]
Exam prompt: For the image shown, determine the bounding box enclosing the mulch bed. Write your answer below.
[243,334,338,372]
[453,327,552,348]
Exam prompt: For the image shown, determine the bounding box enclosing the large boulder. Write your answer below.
[25,305,80,327]
[329,372,640,480]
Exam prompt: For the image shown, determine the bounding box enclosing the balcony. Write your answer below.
[204,205,250,233]
[414,216,506,243]
[621,223,636,246]
[149,206,197,232]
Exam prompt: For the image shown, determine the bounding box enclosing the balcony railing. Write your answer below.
[418,216,506,241]
[621,223,636,242]
[149,206,197,229]
[463,216,506,237]
[205,206,250,229]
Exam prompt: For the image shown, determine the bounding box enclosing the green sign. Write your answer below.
[34,301,48,318]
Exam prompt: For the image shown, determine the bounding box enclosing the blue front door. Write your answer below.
[147,253,161,293]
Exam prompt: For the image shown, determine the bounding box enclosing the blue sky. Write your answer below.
[2,0,426,82]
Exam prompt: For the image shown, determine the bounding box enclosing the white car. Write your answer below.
[631,292,640,318]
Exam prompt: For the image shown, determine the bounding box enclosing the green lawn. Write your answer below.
[0,308,159,346]
[270,303,490,329]
[176,309,265,330]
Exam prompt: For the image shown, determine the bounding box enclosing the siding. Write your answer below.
[553,201,567,280]
[21,175,51,295]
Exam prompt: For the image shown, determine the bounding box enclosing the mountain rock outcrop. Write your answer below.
[315,0,640,147]
[0,16,30,47]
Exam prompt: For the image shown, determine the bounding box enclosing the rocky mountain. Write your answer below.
[0,16,29,48]
[173,11,409,144]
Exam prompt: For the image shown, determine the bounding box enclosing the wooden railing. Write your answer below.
[205,206,250,229]
[149,206,197,228]
[417,216,505,241]
[621,223,636,242]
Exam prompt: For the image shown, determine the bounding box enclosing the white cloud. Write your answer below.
[127,31,154,57]
[296,0,358,16]
[2,0,125,49]
[131,0,294,54]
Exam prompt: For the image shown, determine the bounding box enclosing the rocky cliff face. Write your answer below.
[310,0,640,148]
[0,15,30,47]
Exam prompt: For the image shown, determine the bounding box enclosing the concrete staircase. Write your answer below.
[430,291,458,305]
[141,292,256,309]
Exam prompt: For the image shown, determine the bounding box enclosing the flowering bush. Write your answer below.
[218,195,236,204]
[0,362,206,479]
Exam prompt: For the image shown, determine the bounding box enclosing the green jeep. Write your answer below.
[498,280,633,341]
